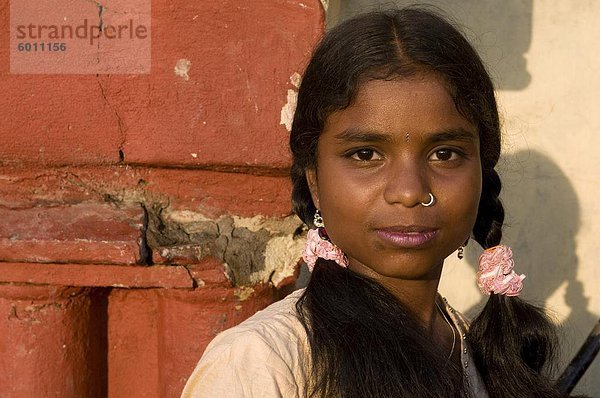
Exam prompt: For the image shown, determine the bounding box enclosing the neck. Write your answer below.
[387,279,441,330]
[347,260,443,330]
[375,270,456,359]
[347,259,458,363]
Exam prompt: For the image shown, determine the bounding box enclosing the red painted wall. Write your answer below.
[0,1,323,396]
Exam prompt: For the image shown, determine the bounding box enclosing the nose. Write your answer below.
[383,158,431,208]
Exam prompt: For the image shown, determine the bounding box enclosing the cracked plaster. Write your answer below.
[146,206,305,287]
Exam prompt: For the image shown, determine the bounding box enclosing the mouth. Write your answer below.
[374,226,439,248]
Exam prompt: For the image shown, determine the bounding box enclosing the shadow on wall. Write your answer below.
[464,150,598,394]
[327,0,532,90]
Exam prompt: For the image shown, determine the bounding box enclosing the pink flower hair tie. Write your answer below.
[477,245,526,296]
[301,228,348,272]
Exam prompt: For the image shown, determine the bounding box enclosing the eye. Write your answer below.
[349,148,382,161]
[429,148,461,162]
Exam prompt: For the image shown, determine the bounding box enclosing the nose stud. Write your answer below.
[420,193,435,207]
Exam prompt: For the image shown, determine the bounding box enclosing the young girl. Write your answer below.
[182,8,567,398]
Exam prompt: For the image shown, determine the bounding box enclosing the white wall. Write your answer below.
[328,1,600,395]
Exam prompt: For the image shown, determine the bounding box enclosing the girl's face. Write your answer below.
[306,74,482,281]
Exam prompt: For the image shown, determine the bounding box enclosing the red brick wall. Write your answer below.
[0,1,323,396]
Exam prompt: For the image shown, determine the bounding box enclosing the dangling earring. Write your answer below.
[313,209,324,228]
[457,238,469,260]
[301,209,348,271]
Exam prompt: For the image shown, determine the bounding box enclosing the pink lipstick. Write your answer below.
[375,227,438,248]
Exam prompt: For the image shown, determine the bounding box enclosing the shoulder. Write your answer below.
[181,288,309,398]
[209,287,308,360]
[225,287,307,345]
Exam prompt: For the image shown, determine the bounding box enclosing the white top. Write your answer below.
[181,288,489,397]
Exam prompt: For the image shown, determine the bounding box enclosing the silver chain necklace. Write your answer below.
[435,301,456,361]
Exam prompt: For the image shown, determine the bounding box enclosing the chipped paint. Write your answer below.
[280,89,297,132]
[174,59,191,81]
[280,72,301,132]
[232,215,267,232]
[232,214,302,235]
[261,235,304,287]
[167,210,213,224]
[320,0,329,12]
[290,72,301,88]
[223,263,234,283]
[147,207,304,286]
[159,245,204,260]
[234,286,255,301]
[191,153,198,158]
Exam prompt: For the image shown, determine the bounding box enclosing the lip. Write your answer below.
[375,226,439,248]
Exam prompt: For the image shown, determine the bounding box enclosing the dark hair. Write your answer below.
[290,7,565,398]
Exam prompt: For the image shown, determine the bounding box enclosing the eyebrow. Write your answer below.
[333,127,477,144]
[428,129,477,143]
[334,128,393,144]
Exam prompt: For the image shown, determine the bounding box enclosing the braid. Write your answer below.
[473,168,504,249]
[469,169,565,397]
[290,161,315,227]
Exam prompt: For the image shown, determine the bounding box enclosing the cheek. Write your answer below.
[319,170,371,220]
[315,162,375,237]
[443,169,482,224]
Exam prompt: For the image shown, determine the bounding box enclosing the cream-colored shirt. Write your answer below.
[181,288,489,397]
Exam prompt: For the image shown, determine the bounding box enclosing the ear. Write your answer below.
[305,167,320,210]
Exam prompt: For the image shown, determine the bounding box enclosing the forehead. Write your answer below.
[322,74,475,139]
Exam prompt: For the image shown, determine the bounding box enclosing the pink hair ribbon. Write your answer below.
[477,245,526,296]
